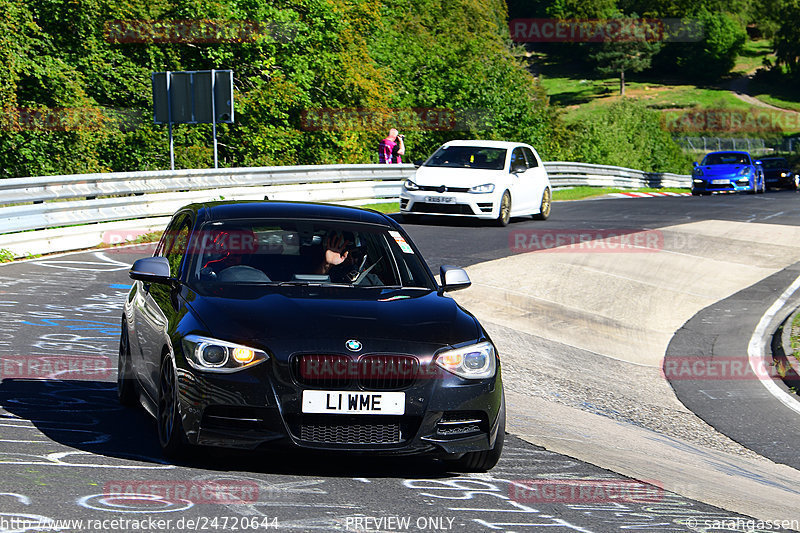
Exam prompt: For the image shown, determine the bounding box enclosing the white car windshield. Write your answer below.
[424,146,506,170]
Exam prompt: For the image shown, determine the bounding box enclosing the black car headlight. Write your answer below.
[434,341,496,379]
[182,335,268,373]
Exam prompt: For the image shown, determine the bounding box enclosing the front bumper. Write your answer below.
[691,176,753,193]
[765,174,796,189]
[400,190,498,219]
[174,351,504,456]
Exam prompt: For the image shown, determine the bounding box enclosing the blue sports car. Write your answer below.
[691,151,765,196]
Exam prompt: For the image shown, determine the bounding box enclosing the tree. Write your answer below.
[773,0,800,76]
[589,14,661,95]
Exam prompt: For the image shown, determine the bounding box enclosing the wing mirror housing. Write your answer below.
[511,162,527,174]
[129,257,172,284]
[439,265,471,292]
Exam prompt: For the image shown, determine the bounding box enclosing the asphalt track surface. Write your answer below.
[0,190,798,532]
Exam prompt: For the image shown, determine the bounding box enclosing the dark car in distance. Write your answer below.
[119,201,504,471]
[759,156,798,190]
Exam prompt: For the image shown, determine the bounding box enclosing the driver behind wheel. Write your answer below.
[314,230,354,276]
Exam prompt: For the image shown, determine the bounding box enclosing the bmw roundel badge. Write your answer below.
[345,339,362,352]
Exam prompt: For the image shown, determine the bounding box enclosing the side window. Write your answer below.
[523,147,539,168]
[510,148,526,171]
[164,214,192,278]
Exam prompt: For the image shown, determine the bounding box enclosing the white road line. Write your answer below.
[748,273,800,416]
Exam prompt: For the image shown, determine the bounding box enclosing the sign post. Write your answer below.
[152,70,234,170]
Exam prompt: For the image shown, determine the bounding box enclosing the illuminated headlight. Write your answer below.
[469,183,495,194]
[403,179,420,191]
[434,341,496,379]
[693,179,703,184]
[736,177,749,184]
[182,335,268,373]
[781,172,789,177]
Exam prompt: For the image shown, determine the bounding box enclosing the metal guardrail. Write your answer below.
[0,162,689,258]
[545,161,691,189]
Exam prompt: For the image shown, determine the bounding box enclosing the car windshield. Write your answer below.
[184,219,435,291]
[423,145,506,170]
[760,158,787,169]
[702,152,750,166]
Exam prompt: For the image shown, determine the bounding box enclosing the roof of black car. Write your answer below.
[189,201,395,226]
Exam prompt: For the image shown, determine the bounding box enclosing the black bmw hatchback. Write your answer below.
[119,201,504,471]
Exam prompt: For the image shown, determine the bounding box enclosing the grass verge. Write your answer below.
[553,187,689,201]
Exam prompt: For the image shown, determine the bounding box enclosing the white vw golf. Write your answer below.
[399,140,552,226]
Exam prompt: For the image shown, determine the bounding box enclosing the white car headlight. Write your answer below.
[434,341,496,379]
[469,183,495,194]
[403,179,420,191]
[182,335,268,373]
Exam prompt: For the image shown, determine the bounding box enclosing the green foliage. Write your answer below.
[0,0,569,177]
[652,10,746,80]
[589,14,661,95]
[571,98,691,173]
[773,0,800,76]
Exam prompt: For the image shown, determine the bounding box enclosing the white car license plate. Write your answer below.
[302,390,405,415]
[425,196,456,204]
[711,179,729,185]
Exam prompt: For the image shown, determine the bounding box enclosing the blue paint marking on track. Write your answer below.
[19,318,119,336]
[109,284,132,290]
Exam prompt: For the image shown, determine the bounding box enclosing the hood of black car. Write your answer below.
[182,286,480,353]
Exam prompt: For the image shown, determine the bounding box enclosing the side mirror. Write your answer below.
[511,162,527,174]
[129,256,172,284]
[413,159,424,168]
[755,160,763,165]
[693,161,699,167]
[440,265,471,292]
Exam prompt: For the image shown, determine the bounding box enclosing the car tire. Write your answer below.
[447,407,505,473]
[117,323,138,408]
[496,191,511,227]
[157,354,190,459]
[758,176,766,194]
[532,187,551,220]
[691,190,701,196]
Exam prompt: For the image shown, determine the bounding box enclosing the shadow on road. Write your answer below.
[0,378,457,478]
